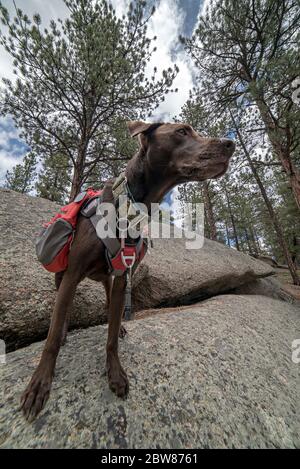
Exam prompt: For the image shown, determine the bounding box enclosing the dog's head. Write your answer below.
[127,121,235,183]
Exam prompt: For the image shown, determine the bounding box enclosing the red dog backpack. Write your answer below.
[35,189,101,272]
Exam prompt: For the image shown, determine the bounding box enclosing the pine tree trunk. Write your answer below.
[250,226,260,255]
[244,228,253,254]
[70,167,81,202]
[204,210,210,239]
[232,113,300,285]
[202,181,217,240]
[69,146,86,202]
[253,229,261,254]
[224,185,240,251]
[225,220,231,247]
[252,93,300,211]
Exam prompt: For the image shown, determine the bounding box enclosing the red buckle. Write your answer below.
[121,246,136,268]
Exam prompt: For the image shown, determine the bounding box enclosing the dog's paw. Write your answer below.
[20,370,52,421]
[107,360,129,398]
[119,325,127,339]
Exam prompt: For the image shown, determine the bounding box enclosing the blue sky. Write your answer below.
[0,0,205,182]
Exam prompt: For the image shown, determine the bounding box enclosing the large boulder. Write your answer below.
[0,295,299,449]
[0,188,108,351]
[232,277,298,304]
[131,236,275,310]
[0,189,274,351]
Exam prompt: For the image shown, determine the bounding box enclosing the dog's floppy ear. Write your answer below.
[127,121,162,152]
[126,121,163,152]
[126,121,163,138]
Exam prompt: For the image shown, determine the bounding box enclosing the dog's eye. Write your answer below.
[177,128,187,136]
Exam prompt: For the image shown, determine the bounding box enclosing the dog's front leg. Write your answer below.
[20,270,79,421]
[106,274,129,397]
[103,276,127,339]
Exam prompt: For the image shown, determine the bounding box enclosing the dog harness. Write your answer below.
[80,173,150,320]
[36,173,151,320]
[80,172,149,274]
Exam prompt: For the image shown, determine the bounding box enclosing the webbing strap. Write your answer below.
[90,210,121,258]
[124,268,132,321]
[112,172,127,199]
[84,173,149,277]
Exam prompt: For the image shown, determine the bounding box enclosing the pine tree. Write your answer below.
[182,0,300,210]
[82,117,138,188]
[0,0,178,200]
[229,107,300,284]
[178,90,300,282]
[5,152,37,193]
[36,152,70,204]
[177,93,226,241]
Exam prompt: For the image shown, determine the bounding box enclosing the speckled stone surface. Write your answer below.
[0,295,299,449]
[0,188,108,351]
[0,189,275,350]
[233,277,297,304]
[131,231,275,310]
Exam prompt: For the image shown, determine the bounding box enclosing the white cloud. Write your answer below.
[0,0,197,120]
[109,0,130,17]
[29,0,68,19]
[0,115,23,142]
[0,150,22,179]
[0,0,69,82]
[147,0,194,120]
[0,115,27,181]
[0,0,203,187]
[111,0,195,121]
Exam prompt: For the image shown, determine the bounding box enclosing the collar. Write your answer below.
[112,172,149,230]
[112,172,132,201]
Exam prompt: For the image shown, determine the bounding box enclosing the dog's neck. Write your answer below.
[125,148,176,209]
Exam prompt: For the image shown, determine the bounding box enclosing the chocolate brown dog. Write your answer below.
[20,121,235,421]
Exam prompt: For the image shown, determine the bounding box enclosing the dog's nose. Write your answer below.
[221,138,236,155]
